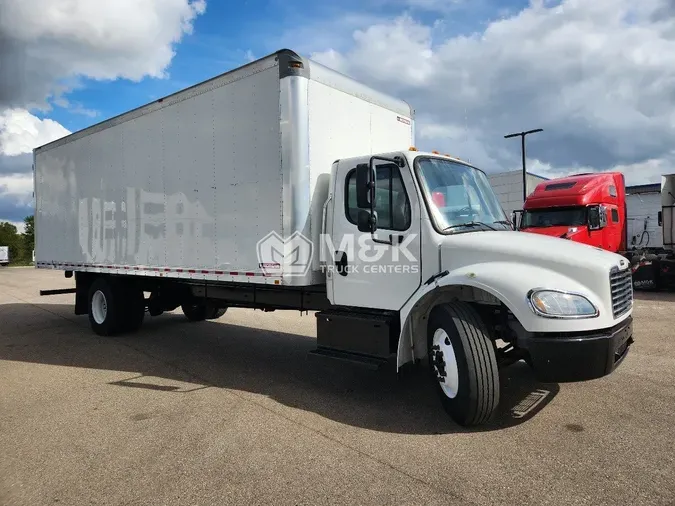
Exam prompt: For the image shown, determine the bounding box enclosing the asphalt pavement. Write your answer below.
[1,267,673,505]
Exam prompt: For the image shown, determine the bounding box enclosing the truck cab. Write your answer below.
[320,151,634,425]
[514,172,627,253]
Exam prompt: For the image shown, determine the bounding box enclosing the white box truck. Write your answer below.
[0,246,8,266]
[34,49,634,426]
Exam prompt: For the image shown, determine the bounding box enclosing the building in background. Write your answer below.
[488,170,548,217]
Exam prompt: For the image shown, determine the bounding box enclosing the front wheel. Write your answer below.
[427,301,500,427]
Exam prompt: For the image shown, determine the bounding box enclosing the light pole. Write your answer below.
[504,128,543,202]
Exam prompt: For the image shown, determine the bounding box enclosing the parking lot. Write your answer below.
[1,267,673,506]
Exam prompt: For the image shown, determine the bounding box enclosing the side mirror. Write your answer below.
[357,210,377,233]
[588,205,602,230]
[355,163,373,209]
[511,209,523,230]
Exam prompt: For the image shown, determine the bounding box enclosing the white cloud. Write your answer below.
[304,0,675,184]
[0,109,71,157]
[0,109,61,222]
[527,155,675,186]
[0,0,207,110]
[0,110,70,228]
[0,173,34,198]
[0,0,206,222]
[0,173,34,224]
[311,15,437,89]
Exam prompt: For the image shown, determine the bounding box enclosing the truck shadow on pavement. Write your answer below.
[0,303,560,434]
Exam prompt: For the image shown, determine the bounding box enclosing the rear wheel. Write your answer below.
[427,301,500,427]
[88,277,123,336]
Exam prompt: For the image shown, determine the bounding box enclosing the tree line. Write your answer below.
[0,216,35,265]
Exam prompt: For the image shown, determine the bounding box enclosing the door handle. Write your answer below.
[389,234,404,245]
[335,251,348,277]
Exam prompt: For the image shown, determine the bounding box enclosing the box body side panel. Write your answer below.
[35,63,283,284]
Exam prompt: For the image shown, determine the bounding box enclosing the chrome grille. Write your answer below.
[610,266,633,318]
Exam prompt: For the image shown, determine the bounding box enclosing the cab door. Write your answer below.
[326,156,422,310]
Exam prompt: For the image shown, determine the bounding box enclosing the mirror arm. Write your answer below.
[372,235,393,246]
[369,155,405,168]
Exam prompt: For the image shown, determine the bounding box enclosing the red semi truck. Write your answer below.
[513,172,675,290]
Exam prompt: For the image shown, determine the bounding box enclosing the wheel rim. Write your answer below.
[431,328,459,399]
[92,290,108,325]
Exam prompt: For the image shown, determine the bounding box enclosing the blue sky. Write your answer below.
[1,0,674,227]
[38,0,528,133]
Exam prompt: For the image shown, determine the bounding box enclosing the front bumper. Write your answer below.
[519,316,633,383]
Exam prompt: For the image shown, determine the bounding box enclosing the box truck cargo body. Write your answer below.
[0,246,8,265]
[34,50,634,427]
[34,51,413,287]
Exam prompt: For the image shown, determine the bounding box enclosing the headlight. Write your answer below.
[527,289,599,318]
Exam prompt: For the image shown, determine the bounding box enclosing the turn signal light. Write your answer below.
[432,150,440,154]
[409,146,418,151]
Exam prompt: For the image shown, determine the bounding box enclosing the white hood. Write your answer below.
[438,230,631,331]
[442,230,627,274]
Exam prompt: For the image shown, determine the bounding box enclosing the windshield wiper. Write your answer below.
[443,221,497,232]
[493,220,512,227]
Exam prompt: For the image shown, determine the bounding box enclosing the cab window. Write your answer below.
[345,163,411,231]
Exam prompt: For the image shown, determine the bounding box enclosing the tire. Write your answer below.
[181,303,227,322]
[120,285,145,333]
[88,277,123,336]
[427,301,500,427]
[206,307,227,320]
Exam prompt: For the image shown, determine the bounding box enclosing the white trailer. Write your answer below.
[0,246,8,266]
[626,183,664,250]
[661,174,675,250]
[34,49,635,427]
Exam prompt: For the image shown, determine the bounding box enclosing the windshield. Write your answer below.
[415,157,510,232]
[521,207,587,228]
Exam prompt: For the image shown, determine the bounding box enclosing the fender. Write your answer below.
[396,261,610,370]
